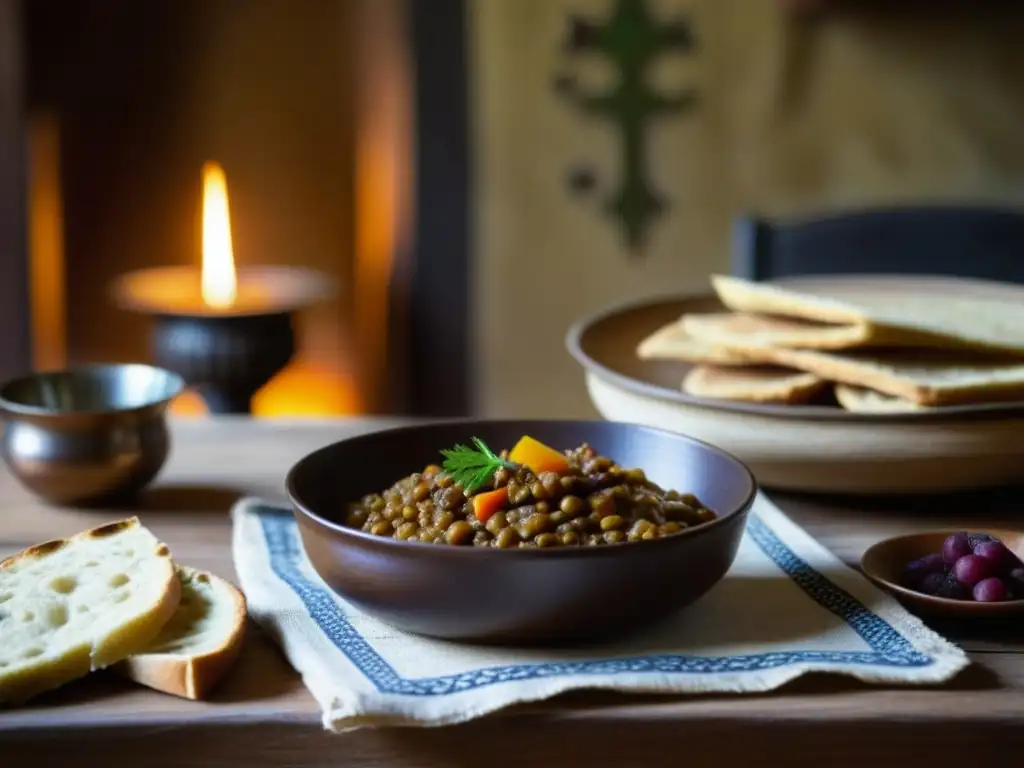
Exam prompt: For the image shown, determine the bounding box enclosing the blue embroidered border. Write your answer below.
[255,506,932,696]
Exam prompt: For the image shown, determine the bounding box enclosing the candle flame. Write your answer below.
[200,162,237,309]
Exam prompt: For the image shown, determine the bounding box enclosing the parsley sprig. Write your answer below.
[440,437,517,494]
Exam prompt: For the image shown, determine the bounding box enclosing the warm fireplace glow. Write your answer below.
[200,162,238,309]
[25,2,410,422]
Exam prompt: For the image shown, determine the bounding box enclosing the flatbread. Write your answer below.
[713,342,1024,406]
[710,274,1024,355]
[834,385,930,414]
[636,320,745,365]
[681,311,872,350]
[682,364,827,404]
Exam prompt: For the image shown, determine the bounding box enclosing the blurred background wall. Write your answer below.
[7,0,1024,419]
[472,0,1024,418]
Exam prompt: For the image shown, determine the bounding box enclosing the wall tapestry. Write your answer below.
[553,0,699,254]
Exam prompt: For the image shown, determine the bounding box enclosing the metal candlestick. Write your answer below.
[150,311,295,415]
[112,266,332,415]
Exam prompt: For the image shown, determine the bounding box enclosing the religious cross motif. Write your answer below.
[553,0,699,254]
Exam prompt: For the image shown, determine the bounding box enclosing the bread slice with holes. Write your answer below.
[0,518,180,704]
[115,565,246,700]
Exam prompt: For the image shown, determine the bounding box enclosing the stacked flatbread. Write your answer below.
[637,275,1024,413]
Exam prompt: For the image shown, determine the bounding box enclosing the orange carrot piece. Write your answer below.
[508,435,570,475]
[472,487,508,523]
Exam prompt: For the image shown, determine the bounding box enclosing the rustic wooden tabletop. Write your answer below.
[0,418,1021,767]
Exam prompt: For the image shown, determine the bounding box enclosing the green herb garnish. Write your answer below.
[440,437,517,493]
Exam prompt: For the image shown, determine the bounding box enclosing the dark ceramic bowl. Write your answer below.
[285,419,757,644]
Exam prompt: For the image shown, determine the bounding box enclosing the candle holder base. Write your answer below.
[113,264,333,416]
[151,312,296,415]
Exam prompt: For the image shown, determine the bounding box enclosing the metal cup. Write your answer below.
[0,363,185,506]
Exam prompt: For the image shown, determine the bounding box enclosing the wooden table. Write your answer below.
[1,418,1022,766]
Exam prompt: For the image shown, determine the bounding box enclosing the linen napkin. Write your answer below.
[232,494,968,732]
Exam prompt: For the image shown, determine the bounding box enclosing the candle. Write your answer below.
[110,162,342,419]
[112,162,332,317]
[200,162,238,310]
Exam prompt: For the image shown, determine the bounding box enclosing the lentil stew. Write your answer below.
[343,435,718,548]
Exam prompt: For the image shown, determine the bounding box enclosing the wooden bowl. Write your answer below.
[861,530,1024,618]
[285,419,756,644]
[566,274,1024,495]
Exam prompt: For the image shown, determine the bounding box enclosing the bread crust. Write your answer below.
[715,343,1024,406]
[834,385,929,413]
[711,274,868,327]
[710,273,1024,355]
[115,565,247,700]
[681,311,872,351]
[0,518,139,571]
[636,319,746,365]
[0,517,180,704]
[683,364,827,404]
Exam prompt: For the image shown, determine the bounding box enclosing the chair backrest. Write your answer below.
[730,206,1024,283]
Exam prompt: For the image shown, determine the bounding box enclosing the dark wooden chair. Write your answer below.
[730,206,1024,283]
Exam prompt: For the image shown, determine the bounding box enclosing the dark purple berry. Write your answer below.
[936,570,970,600]
[903,552,946,588]
[918,572,947,596]
[973,540,1012,571]
[973,577,1009,602]
[954,554,996,587]
[942,533,972,566]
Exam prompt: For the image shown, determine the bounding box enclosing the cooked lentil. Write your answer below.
[344,443,718,548]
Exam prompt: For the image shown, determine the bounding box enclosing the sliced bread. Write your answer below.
[683,364,827,404]
[116,565,246,700]
[0,518,180,704]
[636,319,746,365]
[713,343,1024,406]
[710,274,1024,355]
